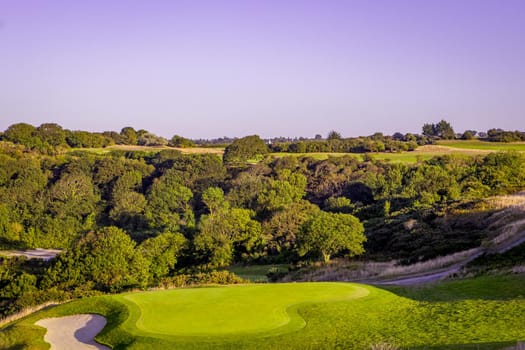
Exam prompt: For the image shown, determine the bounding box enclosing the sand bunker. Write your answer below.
[36,314,110,350]
[1,248,61,261]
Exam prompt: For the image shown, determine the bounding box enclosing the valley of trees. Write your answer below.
[1,121,525,317]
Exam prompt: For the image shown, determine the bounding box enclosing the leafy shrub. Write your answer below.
[160,271,246,288]
[266,267,287,282]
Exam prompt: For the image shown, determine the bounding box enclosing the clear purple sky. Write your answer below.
[1,0,524,138]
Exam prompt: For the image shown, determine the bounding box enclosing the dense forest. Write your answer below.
[1,122,525,317]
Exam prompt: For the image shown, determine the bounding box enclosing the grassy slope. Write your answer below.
[2,277,525,349]
[68,140,523,164]
[269,152,439,163]
[383,274,525,302]
[269,139,525,163]
[68,144,224,155]
[437,140,525,151]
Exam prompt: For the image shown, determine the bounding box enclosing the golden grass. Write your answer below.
[281,259,396,282]
[414,144,491,154]
[68,144,225,156]
[486,193,525,211]
[378,248,482,278]
[0,301,63,327]
[106,144,224,155]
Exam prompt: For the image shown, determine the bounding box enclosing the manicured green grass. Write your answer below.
[437,140,525,151]
[121,283,367,337]
[2,278,525,349]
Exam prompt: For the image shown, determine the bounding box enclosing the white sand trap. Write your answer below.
[36,314,110,350]
[1,248,61,261]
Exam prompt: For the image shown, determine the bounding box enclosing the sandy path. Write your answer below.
[36,314,110,350]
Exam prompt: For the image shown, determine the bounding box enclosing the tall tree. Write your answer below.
[422,123,436,137]
[436,120,455,139]
[327,130,342,140]
[109,171,147,229]
[145,170,194,233]
[169,135,195,148]
[43,227,148,292]
[194,187,263,267]
[48,172,99,222]
[422,120,455,139]
[120,127,138,145]
[138,232,187,282]
[36,123,67,147]
[3,123,40,148]
[257,170,307,212]
[263,200,320,258]
[223,135,268,165]
[298,211,365,262]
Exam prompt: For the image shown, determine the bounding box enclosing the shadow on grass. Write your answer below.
[376,274,525,302]
[409,340,524,350]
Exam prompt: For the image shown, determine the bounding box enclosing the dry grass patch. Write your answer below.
[0,301,63,327]
[378,248,482,278]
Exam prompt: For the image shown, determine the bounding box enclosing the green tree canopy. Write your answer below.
[3,123,36,144]
[138,232,187,282]
[48,172,99,222]
[194,190,263,268]
[120,126,138,145]
[298,211,365,262]
[137,132,168,146]
[223,135,268,165]
[145,170,194,233]
[327,130,342,140]
[422,120,455,139]
[202,187,229,214]
[403,164,460,206]
[36,123,67,147]
[169,135,195,148]
[43,227,148,292]
[263,200,320,258]
[257,170,307,212]
[109,171,147,229]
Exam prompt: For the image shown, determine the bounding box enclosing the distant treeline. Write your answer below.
[269,133,421,153]
[0,123,195,154]
[483,128,525,142]
[1,121,523,156]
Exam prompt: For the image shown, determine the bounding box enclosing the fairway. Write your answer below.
[436,140,525,151]
[122,283,368,336]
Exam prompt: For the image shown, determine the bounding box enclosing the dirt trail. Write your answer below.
[371,192,525,286]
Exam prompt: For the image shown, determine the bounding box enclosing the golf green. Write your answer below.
[3,277,525,349]
[121,282,368,336]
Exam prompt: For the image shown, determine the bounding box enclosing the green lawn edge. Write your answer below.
[2,277,525,349]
